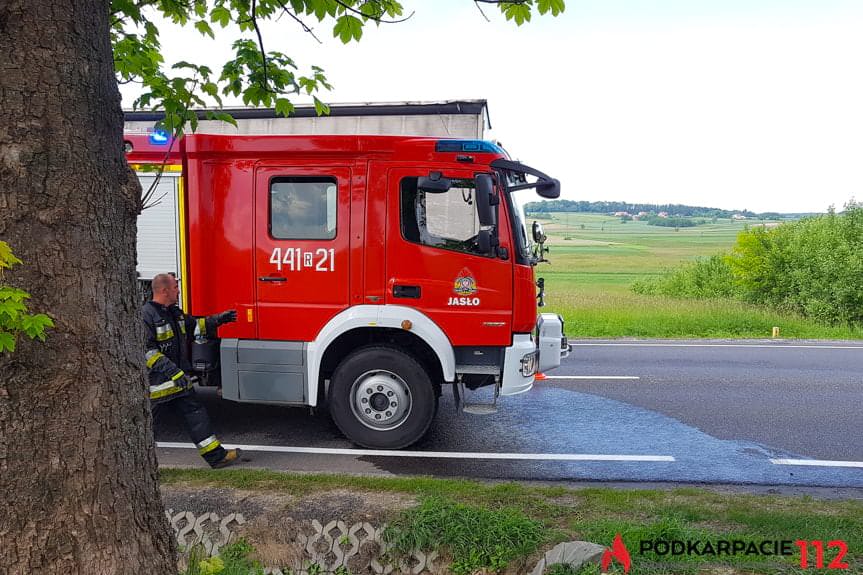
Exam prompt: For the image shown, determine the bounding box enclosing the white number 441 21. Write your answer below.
[269,247,334,272]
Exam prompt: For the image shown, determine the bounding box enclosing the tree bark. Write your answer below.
[0,1,176,573]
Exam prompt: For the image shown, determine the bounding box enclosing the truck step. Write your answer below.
[462,403,498,415]
[455,364,500,375]
[456,377,500,416]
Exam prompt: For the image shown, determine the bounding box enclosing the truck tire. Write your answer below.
[328,345,437,449]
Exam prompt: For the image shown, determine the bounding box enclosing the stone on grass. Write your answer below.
[529,541,606,575]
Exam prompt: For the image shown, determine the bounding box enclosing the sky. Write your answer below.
[121,1,863,214]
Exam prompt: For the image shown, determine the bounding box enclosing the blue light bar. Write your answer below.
[148,130,170,145]
[435,140,504,154]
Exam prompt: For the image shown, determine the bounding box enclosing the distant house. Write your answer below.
[613,211,631,217]
[657,211,669,218]
[732,214,747,220]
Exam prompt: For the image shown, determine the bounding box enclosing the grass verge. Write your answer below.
[546,281,863,339]
[162,468,863,574]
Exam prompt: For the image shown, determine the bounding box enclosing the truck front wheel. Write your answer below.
[328,345,437,449]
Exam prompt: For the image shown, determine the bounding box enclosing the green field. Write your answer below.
[529,212,863,339]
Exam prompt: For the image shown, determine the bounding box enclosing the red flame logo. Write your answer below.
[601,533,632,573]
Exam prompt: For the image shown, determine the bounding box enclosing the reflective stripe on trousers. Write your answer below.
[196,435,221,455]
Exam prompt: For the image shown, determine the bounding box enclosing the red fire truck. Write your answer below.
[126,132,570,448]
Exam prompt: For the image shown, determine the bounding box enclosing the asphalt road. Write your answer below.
[155,339,863,489]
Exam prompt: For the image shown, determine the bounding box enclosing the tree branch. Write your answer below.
[141,78,199,209]
[275,0,323,44]
[474,1,491,22]
[332,0,415,24]
[250,0,271,92]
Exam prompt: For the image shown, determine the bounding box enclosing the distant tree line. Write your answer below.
[646,216,698,227]
[523,199,790,219]
[632,204,863,327]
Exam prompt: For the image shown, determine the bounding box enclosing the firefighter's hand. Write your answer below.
[178,374,196,390]
[215,309,237,325]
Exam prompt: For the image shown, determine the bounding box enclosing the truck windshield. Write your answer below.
[511,190,535,261]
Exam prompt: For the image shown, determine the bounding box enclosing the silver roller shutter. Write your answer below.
[136,173,181,282]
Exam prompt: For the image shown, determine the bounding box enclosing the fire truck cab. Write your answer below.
[126,132,569,448]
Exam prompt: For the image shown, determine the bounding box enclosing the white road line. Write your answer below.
[156,442,675,462]
[770,458,863,468]
[544,376,640,380]
[570,343,863,350]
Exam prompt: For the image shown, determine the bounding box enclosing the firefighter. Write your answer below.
[143,273,243,468]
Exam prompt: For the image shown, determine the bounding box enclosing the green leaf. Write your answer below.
[210,5,232,27]
[20,314,53,341]
[0,241,22,270]
[360,2,382,19]
[111,0,141,23]
[208,111,238,127]
[312,0,330,20]
[313,97,330,116]
[193,0,207,19]
[145,21,159,39]
[0,331,15,353]
[537,0,565,16]
[194,20,215,38]
[187,112,199,133]
[274,98,294,117]
[502,3,532,25]
[333,15,363,44]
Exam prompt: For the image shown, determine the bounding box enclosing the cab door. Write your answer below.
[254,165,351,341]
[385,166,513,346]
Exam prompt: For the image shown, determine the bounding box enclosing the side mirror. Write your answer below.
[532,221,547,244]
[418,172,452,193]
[475,174,497,227]
[536,178,561,199]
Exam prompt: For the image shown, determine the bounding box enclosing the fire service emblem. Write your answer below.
[449,268,480,306]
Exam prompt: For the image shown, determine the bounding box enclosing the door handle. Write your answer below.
[258,276,287,282]
[393,285,421,299]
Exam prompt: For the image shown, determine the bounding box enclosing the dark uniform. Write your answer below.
[143,300,234,467]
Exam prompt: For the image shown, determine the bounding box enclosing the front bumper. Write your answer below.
[537,313,570,372]
[499,314,571,397]
[500,334,537,396]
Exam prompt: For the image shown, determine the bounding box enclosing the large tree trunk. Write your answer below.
[0,1,176,573]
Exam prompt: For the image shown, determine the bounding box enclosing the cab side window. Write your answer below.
[400,177,485,256]
[270,177,337,240]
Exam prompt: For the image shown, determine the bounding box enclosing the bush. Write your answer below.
[631,254,738,299]
[728,204,863,325]
[633,203,863,327]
